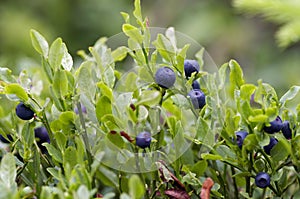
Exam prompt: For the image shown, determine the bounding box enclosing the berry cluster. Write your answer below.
[185,60,206,109]
[154,60,206,110]
[234,115,294,189]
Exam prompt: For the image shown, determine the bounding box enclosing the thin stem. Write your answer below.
[268,184,279,196]
[77,102,93,171]
[134,148,150,199]
[231,166,239,198]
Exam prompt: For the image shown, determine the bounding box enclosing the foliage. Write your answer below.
[0,0,300,198]
[234,0,300,48]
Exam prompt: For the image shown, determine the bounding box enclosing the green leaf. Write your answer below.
[96,96,112,122]
[112,46,129,62]
[248,114,268,123]
[190,160,207,176]
[216,145,236,160]
[54,132,67,153]
[97,166,119,188]
[176,44,190,74]
[115,72,138,92]
[30,29,49,58]
[122,24,143,44]
[280,85,300,107]
[101,114,124,130]
[229,59,245,97]
[53,70,68,98]
[97,81,113,100]
[165,27,177,50]
[63,146,77,169]
[242,134,258,152]
[104,67,115,89]
[270,138,291,163]
[195,48,205,71]
[0,67,16,83]
[44,143,63,163]
[5,83,28,101]
[120,12,130,23]
[0,153,17,189]
[152,34,175,63]
[76,61,96,101]
[129,175,145,199]
[61,43,73,71]
[136,90,161,107]
[240,84,256,100]
[196,117,214,147]
[201,154,223,161]
[49,38,64,70]
[22,122,34,148]
[106,132,125,149]
[133,0,143,24]
[75,185,90,199]
[46,167,61,180]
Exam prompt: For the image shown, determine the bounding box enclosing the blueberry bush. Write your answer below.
[1,0,300,198]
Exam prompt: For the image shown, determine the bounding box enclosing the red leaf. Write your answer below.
[200,177,214,199]
[165,189,190,199]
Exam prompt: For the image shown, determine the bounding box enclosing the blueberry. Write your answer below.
[192,80,200,90]
[281,121,292,140]
[16,102,34,120]
[34,127,50,153]
[136,131,151,149]
[184,59,200,78]
[263,116,283,134]
[235,131,248,148]
[155,67,176,89]
[0,134,13,143]
[263,137,278,155]
[255,172,271,188]
[188,89,206,109]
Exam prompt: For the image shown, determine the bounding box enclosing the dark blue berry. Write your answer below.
[281,121,292,140]
[34,126,50,153]
[255,172,270,188]
[16,102,34,120]
[263,116,283,134]
[235,131,248,148]
[0,134,13,143]
[184,59,200,78]
[155,67,176,89]
[263,137,278,155]
[136,131,151,149]
[188,89,206,109]
[192,80,200,90]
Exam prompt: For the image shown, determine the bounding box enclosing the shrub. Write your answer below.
[0,0,300,198]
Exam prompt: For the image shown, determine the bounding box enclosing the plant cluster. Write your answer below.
[1,0,300,198]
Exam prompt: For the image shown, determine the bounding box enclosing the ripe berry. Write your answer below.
[263,116,283,134]
[263,137,278,155]
[184,59,200,78]
[235,131,248,148]
[281,121,292,140]
[155,67,176,89]
[192,80,200,90]
[34,127,50,153]
[0,134,13,143]
[255,172,270,188]
[188,89,206,109]
[16,102,34,120]
[136,131,151,149]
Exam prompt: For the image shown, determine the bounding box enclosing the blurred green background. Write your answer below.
[0,0,299,96]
